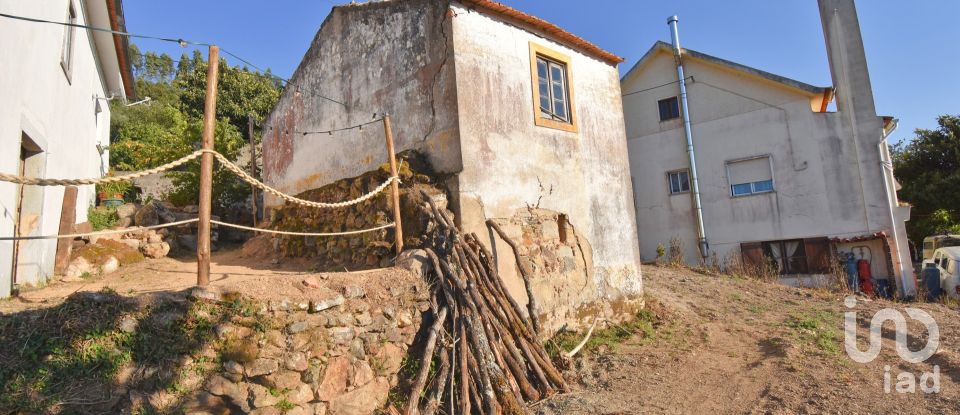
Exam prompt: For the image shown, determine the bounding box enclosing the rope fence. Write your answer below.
[0,150,206,186]
[211,151,399,209]
[0,218,199,241]
[0,149,398,210]
[212,220,395,237]
[0,149,402,241]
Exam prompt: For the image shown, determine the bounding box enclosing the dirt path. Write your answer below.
[0,248,408,314]
[537,266,960,415]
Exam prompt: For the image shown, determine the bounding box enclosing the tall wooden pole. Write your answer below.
[197,45,219,287]
[247,114,258,227]
[382,115,403,254]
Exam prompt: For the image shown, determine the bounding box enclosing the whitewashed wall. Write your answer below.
[0,0,119,296]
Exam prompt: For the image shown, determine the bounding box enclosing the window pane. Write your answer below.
[669,173,679,193]
[552,99,567,120]
[549,63,564,83]
[753,180,774,193]
[679,171,690,192]
[732,183,752,196]
[538,80,551,111]
[537,59,548,78]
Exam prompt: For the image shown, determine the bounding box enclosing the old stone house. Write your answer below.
[261,0,642,332]
[621,0,914,295]
[0,0,135,298]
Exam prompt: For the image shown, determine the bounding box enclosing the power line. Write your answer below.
[0,11,200,46]
[276,116,383,136]
[0,11,348,108]
[622,76,694,97]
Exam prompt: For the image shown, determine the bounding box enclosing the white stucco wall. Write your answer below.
[450,3,643,324]
[0,0,118,296]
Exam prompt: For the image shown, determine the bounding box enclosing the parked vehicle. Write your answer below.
[921,234,960,261]
[921,247,960,299]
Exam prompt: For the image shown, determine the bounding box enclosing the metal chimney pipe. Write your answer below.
[668,15,709,259]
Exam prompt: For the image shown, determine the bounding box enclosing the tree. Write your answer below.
[891,115,960,243]
[109,43,281,213]
[175,56,282,132]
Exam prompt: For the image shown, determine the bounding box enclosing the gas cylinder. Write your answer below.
[857,259,874,296]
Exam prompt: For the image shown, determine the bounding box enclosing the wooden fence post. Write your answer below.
[382,115,403,254]
[247,114,258,227]
[197,45,219,287]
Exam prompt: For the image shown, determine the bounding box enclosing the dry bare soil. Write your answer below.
[537,266,960,415]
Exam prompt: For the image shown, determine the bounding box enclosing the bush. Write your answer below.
[88,206,119,231]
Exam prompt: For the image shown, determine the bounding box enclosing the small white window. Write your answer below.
[667,170,690,194]
[61,1,77,80]
[727,156,774,197]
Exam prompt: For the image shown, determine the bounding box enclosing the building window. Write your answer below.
[61,1,77,80]
[529,42,577,133]
[667,170,690,194]
[741,237,830,275]
[726,156,774,197]
[762,239,809,274]
[658,97,680,121]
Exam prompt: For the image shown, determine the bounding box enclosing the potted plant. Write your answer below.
[96,177,131,208]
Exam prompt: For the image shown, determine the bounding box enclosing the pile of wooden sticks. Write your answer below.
[404,190,567,415]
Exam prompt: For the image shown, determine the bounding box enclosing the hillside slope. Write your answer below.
[538,266,960,414]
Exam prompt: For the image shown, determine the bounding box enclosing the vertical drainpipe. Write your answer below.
[668,15,709,259]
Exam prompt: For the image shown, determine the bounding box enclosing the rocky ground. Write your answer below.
[0,249,431,414]
[5,251,959,414]
[536,265,960,415]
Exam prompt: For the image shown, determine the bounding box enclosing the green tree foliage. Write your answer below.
[109,44,281,212]
[891,115,960,243]
[175,52,282,132]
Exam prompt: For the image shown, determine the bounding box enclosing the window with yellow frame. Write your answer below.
[529,42,577,133]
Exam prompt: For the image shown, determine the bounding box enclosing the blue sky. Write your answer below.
[124,0,958,144]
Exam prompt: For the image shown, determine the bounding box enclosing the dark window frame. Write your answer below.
[666,169,690,195]
[658,96,680,121]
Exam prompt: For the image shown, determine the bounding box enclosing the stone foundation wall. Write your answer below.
[488,209,643,337]
[191,282,430,415]
[265,151,446,271]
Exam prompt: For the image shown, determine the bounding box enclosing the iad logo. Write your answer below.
[843,296,941,393]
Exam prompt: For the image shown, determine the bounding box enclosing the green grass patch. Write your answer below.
[0,289,242,412]
[785,310,841,356]
[546,309,660,358]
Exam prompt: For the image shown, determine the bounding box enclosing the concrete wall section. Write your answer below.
[261,0,461,207]
[449,3,642,325]
[0,1,114,296]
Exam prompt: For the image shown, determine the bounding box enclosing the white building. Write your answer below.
[0,0,135,297]
[622,0,915,295]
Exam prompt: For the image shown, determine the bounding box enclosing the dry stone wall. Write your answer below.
[265,151,446,270]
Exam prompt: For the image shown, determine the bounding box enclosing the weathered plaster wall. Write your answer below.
[0,1,117,296]
[261,0,461,208]
[623,42,911,292]
[449,3,643,329]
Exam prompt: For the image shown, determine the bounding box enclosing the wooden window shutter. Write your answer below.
[740,242,764,267]
[803,237,832,273]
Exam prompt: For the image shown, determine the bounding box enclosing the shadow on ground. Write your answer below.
[0,288,248,413]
